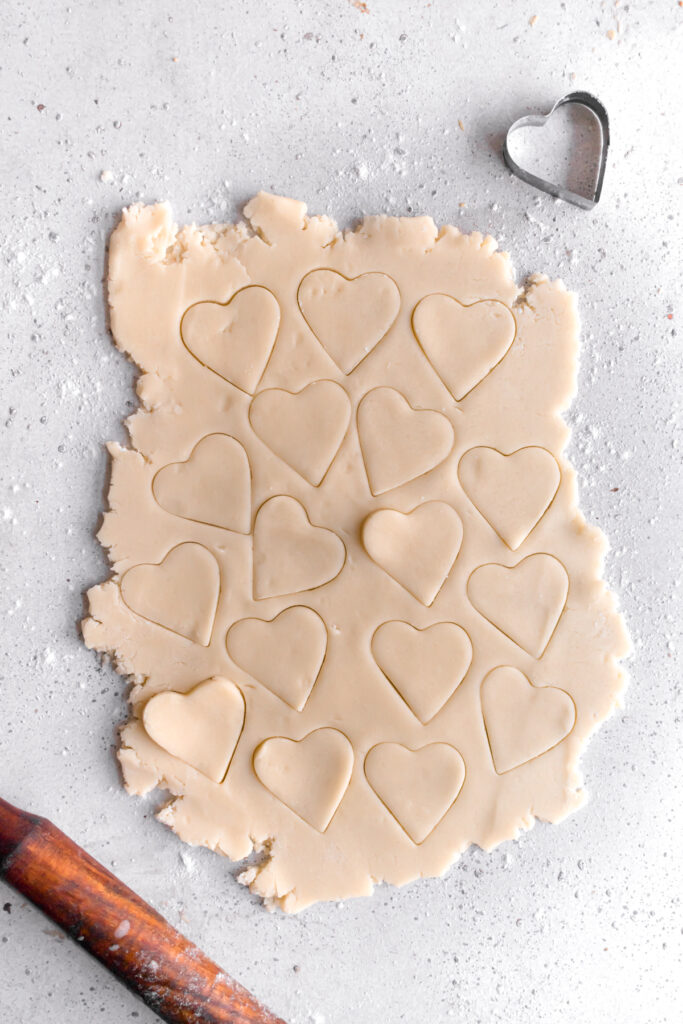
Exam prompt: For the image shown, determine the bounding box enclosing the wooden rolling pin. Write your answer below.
[0,796,286,1024]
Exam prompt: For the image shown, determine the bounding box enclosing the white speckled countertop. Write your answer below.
[1,1,681,1021]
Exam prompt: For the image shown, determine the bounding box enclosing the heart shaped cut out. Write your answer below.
[249,380,351,486]
[481,666,575,774]
[365,742,466,844]
[120,542,220,646]
[371,621,472,723]
[152,433,251,533]
[142,677,245,783]
[458,446,560,550]
[467,553,568,658]
[298,270,401,374]
[227,606,327,711]
[357,387,454,496]
[254,728,354,832]
[180,286,280,394]
[412,296,516,401]
[362,501,463,606]
[253,496,346,599]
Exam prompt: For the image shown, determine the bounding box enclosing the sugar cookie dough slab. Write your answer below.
[82,193,630,913]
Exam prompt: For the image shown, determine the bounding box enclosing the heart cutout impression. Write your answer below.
[298,270,400,373]
[254,728,354,833]
[250,381,350,486]
[181,286,280,393]
[365,743,466,844]
[363,501,463,606]
[412,296,516,401]
[120,542,220,646]
[371,621,472,723]
[458,446,560,550]
[481,667,575,774]
[467,553,568,658]
[153,433,251,534]
[227,606,327,711]
[143,677,245,783]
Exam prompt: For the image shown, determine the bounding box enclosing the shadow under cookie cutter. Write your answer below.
[503,91,610,210]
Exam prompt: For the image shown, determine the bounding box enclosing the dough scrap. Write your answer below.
[82,193,630,912]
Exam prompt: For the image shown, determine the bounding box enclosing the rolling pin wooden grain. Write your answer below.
[0,796,286,1024]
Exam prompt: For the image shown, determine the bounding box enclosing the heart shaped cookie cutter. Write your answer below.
[503,91,610,210]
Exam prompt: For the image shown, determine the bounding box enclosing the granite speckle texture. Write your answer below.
[0,1,681,1021]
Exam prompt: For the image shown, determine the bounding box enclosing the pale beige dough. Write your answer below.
[120,542,220,646]
[142,677,245,783]
[371,621,472,724]
[357,387,454,495]
[467,553,569,659]
[152,433,251,534]
[480,667,576,775]
[82,192,630,912]
[457,446,560,550]
[365,742,467,845]
[362,501,464,606]
[226,607,327,712]
[181,285,281,393]
[298,270,401,373]
[249,381,351,486]
[253,495,346,599]
[253,728,354,833]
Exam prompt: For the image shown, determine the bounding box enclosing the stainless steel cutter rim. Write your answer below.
[503,91,610,210]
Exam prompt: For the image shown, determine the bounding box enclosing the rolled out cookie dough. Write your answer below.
[82,193,630,912]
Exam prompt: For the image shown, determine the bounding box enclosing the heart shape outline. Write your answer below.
[458,445,561,550]
[467,553,569,658]
[152,433,251,534]
[120,542,220,646]
[411,295,516,402]
[249,380,351,486]
[357,386,455,496]
[480,666,576,774]
[142,676,245,783]
[503,91,610,210]
[253,728,354,832]
[252,495,347,599]
[180,285,280,394]
[226,606,327,711]
[371,620,472,724]
[364,742,466,844]
[362,501,463,607]
[297,269,401,374]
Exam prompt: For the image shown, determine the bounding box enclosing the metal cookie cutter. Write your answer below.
[503,91,610,210]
